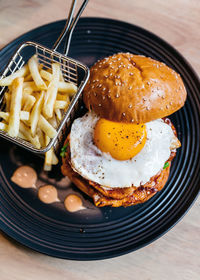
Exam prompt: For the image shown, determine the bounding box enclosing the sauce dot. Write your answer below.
[64,194,84,212]
[11,165,37,188]
[38,185,59,204]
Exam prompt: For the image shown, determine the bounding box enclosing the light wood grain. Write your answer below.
[0,0,200,279]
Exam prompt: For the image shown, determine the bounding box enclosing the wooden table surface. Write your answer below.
[0,0,199,279]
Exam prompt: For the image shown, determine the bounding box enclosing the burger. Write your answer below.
[61,53,187,207]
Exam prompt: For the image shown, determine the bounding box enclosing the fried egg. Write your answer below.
[70,111,177,188]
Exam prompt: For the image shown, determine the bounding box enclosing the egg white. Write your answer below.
[70,111,176,188]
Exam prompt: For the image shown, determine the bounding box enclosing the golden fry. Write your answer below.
[23,94,36,111]
[7,77,24,137]
[38,115,57,138]
[0,65,28,86]
[28,55,47,90]
[40,69,77,94]
[19,121,41,148]
[54,100,69,110]
[43,63,60,118]
[0,111,29,122]
[30,91,44,136]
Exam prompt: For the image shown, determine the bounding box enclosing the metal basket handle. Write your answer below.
[53,0,89,56]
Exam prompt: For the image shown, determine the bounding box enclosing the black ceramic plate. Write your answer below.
[0,18,199,260]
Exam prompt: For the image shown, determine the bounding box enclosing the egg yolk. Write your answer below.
[94,119,147,161]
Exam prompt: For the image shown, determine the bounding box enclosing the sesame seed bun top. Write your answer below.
[83,53,187,123]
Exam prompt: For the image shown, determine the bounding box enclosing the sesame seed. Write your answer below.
[131,119,134,122]
[129,73,133,76]
[116,94,119,98]
[98,103,102,106]
[128,104,132,108]
[103,87,106,91]
[169,101,172,105]
[94,93,97,96]
[146,106,150,111]
[122,112,126,116]
[161,96,165,99]
[166,105,169,109]
[115,82,118,86]
[128,86,132,90]
[104,75,108,78]
[98,84,102,88]
[147,82,150,85]
[102,96,105,100]
[143,97,147,101]
[127,65,130,69]
[92,85,95,89]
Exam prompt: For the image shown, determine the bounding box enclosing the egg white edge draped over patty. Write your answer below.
[70,111,177,188]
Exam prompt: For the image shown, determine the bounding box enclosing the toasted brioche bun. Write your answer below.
[83,53,187,123]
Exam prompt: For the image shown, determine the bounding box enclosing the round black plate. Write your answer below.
[0,18,199,260]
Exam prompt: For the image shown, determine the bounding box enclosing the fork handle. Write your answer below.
[53,0,89,56]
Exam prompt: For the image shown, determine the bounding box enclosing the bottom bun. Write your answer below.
[61,137,175,207]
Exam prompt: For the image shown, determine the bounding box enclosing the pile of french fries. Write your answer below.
[0,55,77,170]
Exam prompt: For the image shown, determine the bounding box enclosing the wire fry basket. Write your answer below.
[0,0,90,155]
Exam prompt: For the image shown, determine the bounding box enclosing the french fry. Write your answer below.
[52,151,59,165]
[40,69,77,94]
[44,135,53,170]
[23,81,38,91]
[4,92,11,112]
[19,121,41,149]
[37,128,45,148]
[23,86,34,95]
[30,91,44,136]
[40,69,52,81]
[43,63,60,118]
[45,148,53,165]
[58,81,77,95]
[0,65,28,86]
[0,111,29,122]
[59,67,65,82]
[57,93,70,102]
[43,163,52,171]
[28,55,47,90]
[18,131,29,141]
[54,100,69,110]
[38,115,57,138]
[23,94,36,111]
[7,77,24,137]
[48,114,57,129]
[55,108,62,122]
